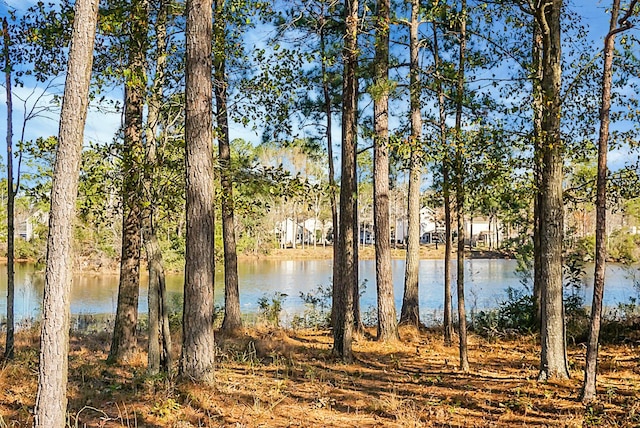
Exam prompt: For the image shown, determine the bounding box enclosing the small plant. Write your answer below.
[258,292,287,327]
[472,287,535,338]
[150,398,181,418]
[293,283,332,329]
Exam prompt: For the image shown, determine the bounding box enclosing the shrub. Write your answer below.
[258,292,287,327]
[292,283,332,329]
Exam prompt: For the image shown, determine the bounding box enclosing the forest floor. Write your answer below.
[1,326,639,427]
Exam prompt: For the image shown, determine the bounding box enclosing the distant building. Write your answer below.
[275,218,332,247]
[395,206,438,244]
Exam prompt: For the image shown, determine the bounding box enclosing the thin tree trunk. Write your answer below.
[432,20,453,346]
[3,17,15,361]
[33,0,99,424]
[399,0,422,328]
[333,0,358,361]
[215,0,242,334]
[455,0,469,373]
[536,0,569,381]
[109,0,148,363]
[582,0,636,401]
[320,19,340,310]
[532,19,543,328]
[180,0,216,382]
[373,0,398,341]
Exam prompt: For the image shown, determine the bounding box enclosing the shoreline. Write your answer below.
[237,244,514,261]
[0,245,514,275]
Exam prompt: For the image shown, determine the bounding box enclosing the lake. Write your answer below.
[1,259,638,325]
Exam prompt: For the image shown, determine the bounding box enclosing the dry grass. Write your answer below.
[1,326,639,427]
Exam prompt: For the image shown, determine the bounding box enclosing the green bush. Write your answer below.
[292,284,332,329]
[472,287,536,339]
[258,292,287,327]
[608,230,640,263]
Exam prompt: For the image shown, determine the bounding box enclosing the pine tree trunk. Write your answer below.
[536,0,569,381]
[433,20,453,346]
[455,0,469,373]
[215,0,242,334]
[333,0,358,362]
[322,22,340,327]
[399,0,422,328]
[144,0,171,375]
[373,0,398,341]
[456,197,469,372]
[180,0,216,382]
[531,8,544,330]
[582,0,634,401]
[109,0,148,363]
[34,0,99,424]
[3,17,15,361]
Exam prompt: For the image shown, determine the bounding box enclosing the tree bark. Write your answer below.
[3,17,15,361]
[535,0,569,381]
[144,0,171,375]
[33,0,99,425]
[320,21,340,329]
[432,20,453,346]
[109,0,148,364]
[532,17,543,330]
[215,0,242,334]
[455,0,469,373]
[582,0,636,401]
[400,0,422,328]
[180,0,216,382]
[333,0,358,362]
[373,0,398,341]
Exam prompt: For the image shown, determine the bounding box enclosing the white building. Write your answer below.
[395,206,439,244]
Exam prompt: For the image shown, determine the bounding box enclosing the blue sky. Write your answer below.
[0,0,637,181]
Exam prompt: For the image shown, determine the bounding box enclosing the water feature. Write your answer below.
[0,259,637,325]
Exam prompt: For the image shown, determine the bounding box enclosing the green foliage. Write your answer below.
[608,230,640,263]
[13,236,43,260]
[292,283,332,329]
[257,292,287,328]
[472,287,536,339]
[572,235,596,262]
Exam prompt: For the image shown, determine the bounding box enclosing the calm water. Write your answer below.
[0,259,638,324]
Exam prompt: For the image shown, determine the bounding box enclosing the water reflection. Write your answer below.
[0,259,637,323]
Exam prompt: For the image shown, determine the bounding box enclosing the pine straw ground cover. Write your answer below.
[1,326,639,427]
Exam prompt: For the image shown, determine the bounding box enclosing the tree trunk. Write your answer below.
[373,0,398,341]
[33,0,99,425]
[144,0,171,375]
[109,0,148,364]
[455,0,469,373]
[333,0,358,362]
[456,194,469,372]
[582,0,635,401]
[399,0,422,328]
[180,0,216,382]
[532,19,543,328]
[215,0,242,334]
[144,227,173,373]
[433,20,453,346]
[3,17,15,361]
[322,22,340,329]
[536,0,569,381]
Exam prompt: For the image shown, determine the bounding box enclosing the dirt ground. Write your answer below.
[1,326,638,427]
